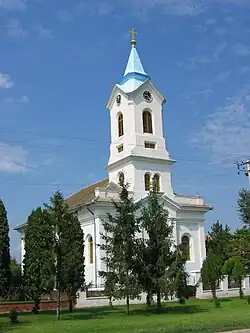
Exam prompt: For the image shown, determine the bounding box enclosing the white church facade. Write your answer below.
[17,32,249,306]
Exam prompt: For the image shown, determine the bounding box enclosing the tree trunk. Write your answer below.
[56,289,61,320]
[146,290,152,308]
[126,294,130,316]
[33,299,40,314]
[239,279,244,299]
[211,287,217,301]
[68,297,73,313]
[109,296,113,308]
[157,289,161,308]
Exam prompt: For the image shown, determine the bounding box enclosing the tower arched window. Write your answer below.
[143,110,153,134]
[89,236,94,264]
[118,171,125,186]
[144,173,151,191]
[118,113,124,137]
[153,174,160,192]
[181,235,190,261]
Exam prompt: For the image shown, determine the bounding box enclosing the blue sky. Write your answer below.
[1,0,250,260]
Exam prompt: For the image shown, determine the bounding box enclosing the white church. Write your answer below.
[17,31,246,306]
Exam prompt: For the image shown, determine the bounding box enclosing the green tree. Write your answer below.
[168,245,190,304]
[139,187,174,308]
[23,208,55,312]
[201,251,224,303]
[224,256,247,299]
[46,191,85,319]
[100,181,140,315]
[59,212,85,312]
[9,258,24,301]
[238,189,250,227]
[207,221,231,263]
[0,200,11,299]
[134,239,153,307]
[231,228,250,273]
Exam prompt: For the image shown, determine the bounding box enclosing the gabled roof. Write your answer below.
[66,178,109,210]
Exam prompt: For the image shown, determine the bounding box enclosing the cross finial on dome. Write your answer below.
[130,27,137,46]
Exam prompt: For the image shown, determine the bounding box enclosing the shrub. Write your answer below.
[247,295,250,304]
[9,309,19,323]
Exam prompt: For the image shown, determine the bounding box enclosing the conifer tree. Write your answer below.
[46,191,85,318]
[23,207,55,312]
[0,199,11,299]
[201,250,224,303]
[238,189,250,227]
[168,245,190,304]
[100,181,140,315]
[59,212,85,312]
[139,186,173,308]
[224,256,247,299]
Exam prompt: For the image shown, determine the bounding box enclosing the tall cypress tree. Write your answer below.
[60,212,85,312]
[140,187,173,308]
[23,207,55,311]
[46,191,85,318]
[100,181,140,315]
[0,199,11,299]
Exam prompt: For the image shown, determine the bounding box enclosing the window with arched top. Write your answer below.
[144,173,151,191]
[118,113,124,137]
[153,174,160,192]
[181,235,190,261]
[89,236,94,264]
[118,171,125,186]
[143,110,153,134]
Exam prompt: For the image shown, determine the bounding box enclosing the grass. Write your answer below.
[0,298,250,333]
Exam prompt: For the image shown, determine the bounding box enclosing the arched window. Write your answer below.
[143,110,153,134]
[181,235,190,261]
[118,113,124,137]
[144,173,151,191]
[89,236,94,264]
[118,172,125,186]
[153,174,160,192]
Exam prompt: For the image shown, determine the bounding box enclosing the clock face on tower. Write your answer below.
[116,94,121,105]
[143,91,152,102]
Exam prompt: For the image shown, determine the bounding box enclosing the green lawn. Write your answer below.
[1,298,250,333]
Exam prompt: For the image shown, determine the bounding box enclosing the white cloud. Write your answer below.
[177,56,211,70]
[36,24,52,39]
[232,43,250,56]
[6,19,27,39]
[129,0,250,16]
[0,142,30,173]
[4,95,29,105]
[96,1,115,15]
[213,42,227,61]
[0,0,26,10]
[57,10,73,22]
[214,70,231,82]
[240,67,250,74]
[0,73,14,88]
[191,84,250,164]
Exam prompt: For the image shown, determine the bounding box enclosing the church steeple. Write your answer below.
[107,29,174,199]
[123,44,148,77]
[117,30,150,94]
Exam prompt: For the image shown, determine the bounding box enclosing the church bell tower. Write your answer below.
[107,29,175,199]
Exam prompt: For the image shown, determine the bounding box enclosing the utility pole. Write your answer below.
[237,160,250,189]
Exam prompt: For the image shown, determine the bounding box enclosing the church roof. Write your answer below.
[123,46,147,77]
[66,178,109,210]
[117,45,150,94]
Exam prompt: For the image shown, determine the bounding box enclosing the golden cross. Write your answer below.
[129,27,137,46]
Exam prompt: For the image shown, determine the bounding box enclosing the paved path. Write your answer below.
[223,328,250,333]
